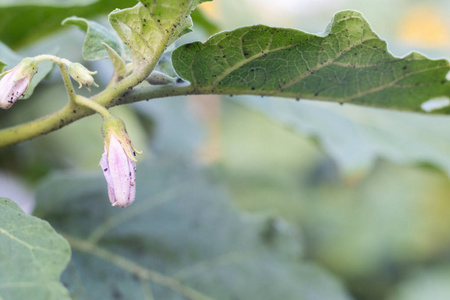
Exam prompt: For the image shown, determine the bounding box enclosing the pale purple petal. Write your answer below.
[100,149,115,203]
[108,135,135,207]
[0,69,29,109]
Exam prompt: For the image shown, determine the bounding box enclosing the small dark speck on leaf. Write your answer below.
[402,66,408,70]
[339,102,344,105]
[251,87,255,90]
[176,77,183,83]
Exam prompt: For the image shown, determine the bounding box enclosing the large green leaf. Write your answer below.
[109,0,211,68]
[0,198,71,300]
[34,157,352,300]
[172,10,450,112]
[0,0,138,49]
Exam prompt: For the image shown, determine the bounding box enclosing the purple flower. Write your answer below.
[100,119,138,208]
[0,66,31,109]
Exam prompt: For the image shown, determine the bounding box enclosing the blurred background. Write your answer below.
[1,0,450,299]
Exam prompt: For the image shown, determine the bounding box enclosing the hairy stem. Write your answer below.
[0,33,177,147]
[0,83,194,147]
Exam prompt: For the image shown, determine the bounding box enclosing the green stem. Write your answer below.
[0,81,193,147]
[75,95,113,119]
[0,38,170,147]
[34,55,78,103]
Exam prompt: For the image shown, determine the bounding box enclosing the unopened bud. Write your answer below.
[100,117,140,208]
[68,62,98,90]
[0,58,38,109]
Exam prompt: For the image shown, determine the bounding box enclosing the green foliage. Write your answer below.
[62,17,131,62]
[173,10,450,112]
[0,0,138,49]
[232,96,450,179]
[33,158,352,300]
[109,0,211,68]
[0,198,71,300]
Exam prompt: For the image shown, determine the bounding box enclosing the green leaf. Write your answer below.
[232,97,375,179]
[172,10,450,112]
[62,16,131,62]
[109,0,211,68]
[0,198,71,300]
[34,157,352,300]
[0,0,139,49]
[0,61,6,73]
[234,95,450,180]
[103,43,128,83]
[0,42,54,100]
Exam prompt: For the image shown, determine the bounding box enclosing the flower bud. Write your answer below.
[68,62,98,90]
[100,117,139,208]
[0,58,38,109]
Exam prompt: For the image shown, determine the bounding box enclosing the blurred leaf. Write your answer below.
[34,157,352,300]
[109,0,211,68]
[0,198,71,300]
[388,267,450,300]
[233,97,375,179]
[233,96,450,180]
[173,10,450,112]
[62,16,131,61]
[0,0,138,49]
[134,97,205,157]
[191,7,221,36]
[221,101,450,298]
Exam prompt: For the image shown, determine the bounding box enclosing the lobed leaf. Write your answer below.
[109,0,211,68]
[0,198,71,300]
[62,16,131,62]
[172,10,450,112]
[34,157,352,300]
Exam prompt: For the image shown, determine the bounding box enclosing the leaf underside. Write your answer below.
[172,10,450,113]
[109,0,211,66]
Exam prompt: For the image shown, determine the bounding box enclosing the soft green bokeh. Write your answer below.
[33,158,352,300]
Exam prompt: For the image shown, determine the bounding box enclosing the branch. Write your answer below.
[0,82,194,147]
